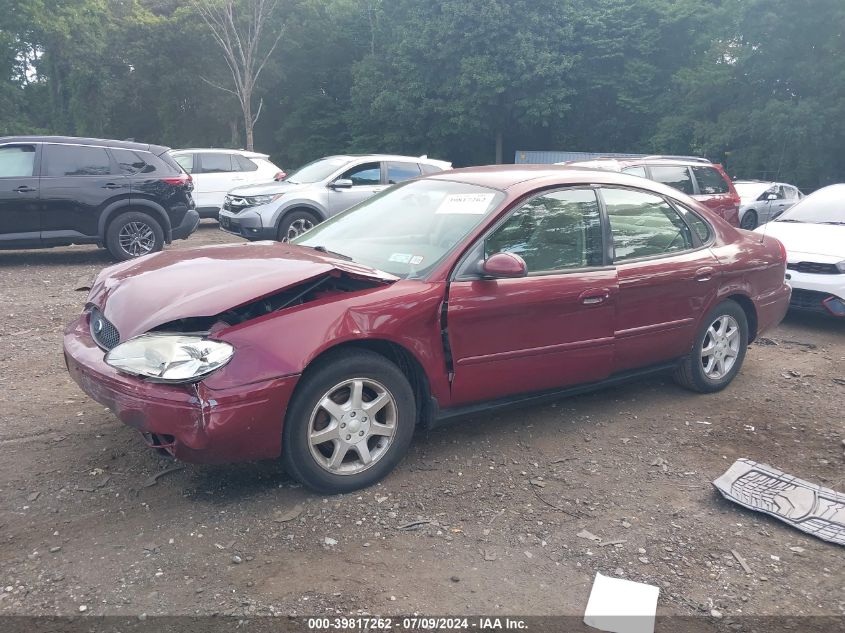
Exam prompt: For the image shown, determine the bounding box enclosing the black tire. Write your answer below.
[105,211,164,260]
[674,300,749,393]
[740,209,758,230]
[282,350,416,493]
[277,209,320,242]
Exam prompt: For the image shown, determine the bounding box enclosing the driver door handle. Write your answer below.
[14,185,36,193]
[102,183,123,189]
[579,288,611,305]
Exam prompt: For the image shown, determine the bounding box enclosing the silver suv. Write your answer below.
[218,154,451,241]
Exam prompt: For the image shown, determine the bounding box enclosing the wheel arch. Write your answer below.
[724,293,758,342]
[99,199,172,243]
[299,338,436,427]
[276,203,326,228]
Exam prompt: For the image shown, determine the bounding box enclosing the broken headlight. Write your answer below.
[105,334,233,383]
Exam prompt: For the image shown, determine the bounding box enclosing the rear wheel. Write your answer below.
[740,209,758,230]
[282,350,416,493]
[674,300,748,393]
[105,211,164,260]
[277,209,319,242]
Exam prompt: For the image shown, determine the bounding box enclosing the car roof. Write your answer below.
[0,135,169,155]
[426,164,694,199]
[170,148,269,159]
[563,156,715,170]
[324,153,450,165]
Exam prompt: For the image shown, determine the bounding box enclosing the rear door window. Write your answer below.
[44,144,113,177]
[198,153,234,173]
[386,161,421,184]
[602,188,694,261]
[0,145,37,177]
[691,166,729,194]
[649,166,695,195]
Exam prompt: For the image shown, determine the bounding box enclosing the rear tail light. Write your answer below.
[161,173,192,186]
[274,171,287,181]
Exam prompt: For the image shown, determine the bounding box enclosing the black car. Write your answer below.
[0,136,199,260]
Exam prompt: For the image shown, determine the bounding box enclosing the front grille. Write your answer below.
[223,195,248,214]
[789,288,832,313]
[89,307,120,350]
[787,262,841,275]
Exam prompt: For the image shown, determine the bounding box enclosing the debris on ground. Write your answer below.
[713,458,845,546]
[730,549,752,574]
[140,465,184,488]
[576,529,602,542]
[273,504,304,523]
[583,572,659,633]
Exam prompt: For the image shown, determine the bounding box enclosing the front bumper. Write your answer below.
[786,270,845,317]
[63,312,300,463]
[171,209,200,241]
[219,208,277,241]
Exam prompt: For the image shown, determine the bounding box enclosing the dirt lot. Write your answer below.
[1,222,843,623]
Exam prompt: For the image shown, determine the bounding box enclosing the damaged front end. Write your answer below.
[65,244,397,463]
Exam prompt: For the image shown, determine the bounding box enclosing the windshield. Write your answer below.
[734,182,769,201]
[776,185,845,224]
[293,179,505,278]
[285,156,350,184]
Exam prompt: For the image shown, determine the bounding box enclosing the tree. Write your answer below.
[195,0,284,150]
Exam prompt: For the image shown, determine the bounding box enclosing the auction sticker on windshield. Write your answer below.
[435,192,496,214]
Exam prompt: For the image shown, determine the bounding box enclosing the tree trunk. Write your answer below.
[243,92,254,151]
[230,118,240,147]
[495,130,503,164]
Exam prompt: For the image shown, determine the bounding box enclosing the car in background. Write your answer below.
[64,165,789,493]
[218,154,452,241]
[755,184,845,318]
[0,136,198,260]
[169,148,285,219]
[733,180,803,230]
[560,155,741,226]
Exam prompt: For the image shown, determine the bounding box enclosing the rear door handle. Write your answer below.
[579,288,611,305]
[102,183,123,189]
[694,266,716,282]
[14,185,36,193]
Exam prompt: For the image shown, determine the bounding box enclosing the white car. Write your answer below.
[755,184,845,317]
[733,180,803,230]
[169,148,285,219]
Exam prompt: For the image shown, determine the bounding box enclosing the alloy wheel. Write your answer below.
[118,221,156,257]
[307,378,397,475]
[700,315,740,380]
[283,218,314,242]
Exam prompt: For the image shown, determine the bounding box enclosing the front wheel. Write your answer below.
[277,209,319,242]
[282,350,416,493]
[674,300,748,393]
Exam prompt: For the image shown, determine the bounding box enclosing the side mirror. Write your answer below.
[480,252,527,278]
[331,178,353,189]
[767,193,777,201]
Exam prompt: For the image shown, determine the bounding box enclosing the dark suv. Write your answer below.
[0,136,199,260]
[563,156,741,226]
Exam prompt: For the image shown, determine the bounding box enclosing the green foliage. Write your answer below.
[0,0,843,186]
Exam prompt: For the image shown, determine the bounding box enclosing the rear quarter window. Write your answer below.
[691,166,730,194]
[420,163,444,175]
[234,155,259,172]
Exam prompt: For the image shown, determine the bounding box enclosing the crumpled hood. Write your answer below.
[756,222,845,261]
[88,242,397,340]
[228,180,307,196]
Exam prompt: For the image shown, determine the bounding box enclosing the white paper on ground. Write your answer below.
[583,572,660,633]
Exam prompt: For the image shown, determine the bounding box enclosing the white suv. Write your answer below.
[169,148,285,219]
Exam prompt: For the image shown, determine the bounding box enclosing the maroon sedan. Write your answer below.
[64,166,790,493]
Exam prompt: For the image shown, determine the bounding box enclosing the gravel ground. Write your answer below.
[0,222,843,624]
